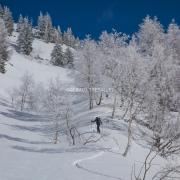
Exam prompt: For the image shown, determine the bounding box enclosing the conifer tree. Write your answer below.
[37,11,45,38]
[0,18,8,73]
[43,13,53,42]
[56,26,63,43]
[3,6,13,35]
[0,5,3,18]
[63,27,76,47]
[17,17,33,55]
[50,26,62,44]
[64,48,74,68]
[51,43,64,66]
[136,15,164,56]
[17,14,24,32]
[37,12,54,43]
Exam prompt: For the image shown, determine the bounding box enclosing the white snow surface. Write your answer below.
[0,33,171,180]
[0,32,72,98]
[0,100,167,180]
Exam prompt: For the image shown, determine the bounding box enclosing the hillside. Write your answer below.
[0,32,72,98]
[0,31,178,180]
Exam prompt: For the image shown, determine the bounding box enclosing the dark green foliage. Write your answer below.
[64,48,74,68]
[0,18,8,73]
[17,17,33,55]
[51,43,64,66]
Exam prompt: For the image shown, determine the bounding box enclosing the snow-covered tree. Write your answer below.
[100,30,149,156]
[17,17,33,55]
[2,6,13,35]
[37,12,54,43]
[50,26,63,44]
[0,18,8,73]
[99,30,129,117]
[166,20,180,98]
[121,43,148,156]
[37,12,45,38]
[43,78,70,144]
[56,26,63,43]
[43,13,53,42]
[136,15,164,56]
[145,42,176,133]
[167,20,180,60]
[51,43,64,66]
[75,36,103,109]
[0,5,3,18]
[57,26,63,44]
[64,47,74,68]
[16,14,24,32]
[12,73,35,111]
[63,27,76,47]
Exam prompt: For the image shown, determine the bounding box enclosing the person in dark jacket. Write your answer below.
[91,117,102,133]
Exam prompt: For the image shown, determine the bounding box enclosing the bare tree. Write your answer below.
[11,72,35,111]
[43,78,68,144]
[132,148,158,180]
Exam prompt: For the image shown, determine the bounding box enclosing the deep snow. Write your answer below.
[0,33,171,180]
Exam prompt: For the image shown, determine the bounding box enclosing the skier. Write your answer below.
[91,117,102,133]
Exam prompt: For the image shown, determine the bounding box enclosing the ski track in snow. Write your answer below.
[72,151,105,166]
[72,147,123,180]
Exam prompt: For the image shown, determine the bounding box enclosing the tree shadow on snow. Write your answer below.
[11,144,110,154]
[0,109,48,122]
[0,133,50,145]
[4,123,53,134]
[76,163,123,180]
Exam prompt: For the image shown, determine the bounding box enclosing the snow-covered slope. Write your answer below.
[0,32,72,98]
[0,33,171,180]
[0,99,167,180]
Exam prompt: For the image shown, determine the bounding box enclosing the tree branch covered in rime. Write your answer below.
[42,78,71,143]
[10,72,35,111]
[99,31,148,156]
[74,36,104,110]
[152,165,180,180]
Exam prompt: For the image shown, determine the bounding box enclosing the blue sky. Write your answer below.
[0,0,180,39]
